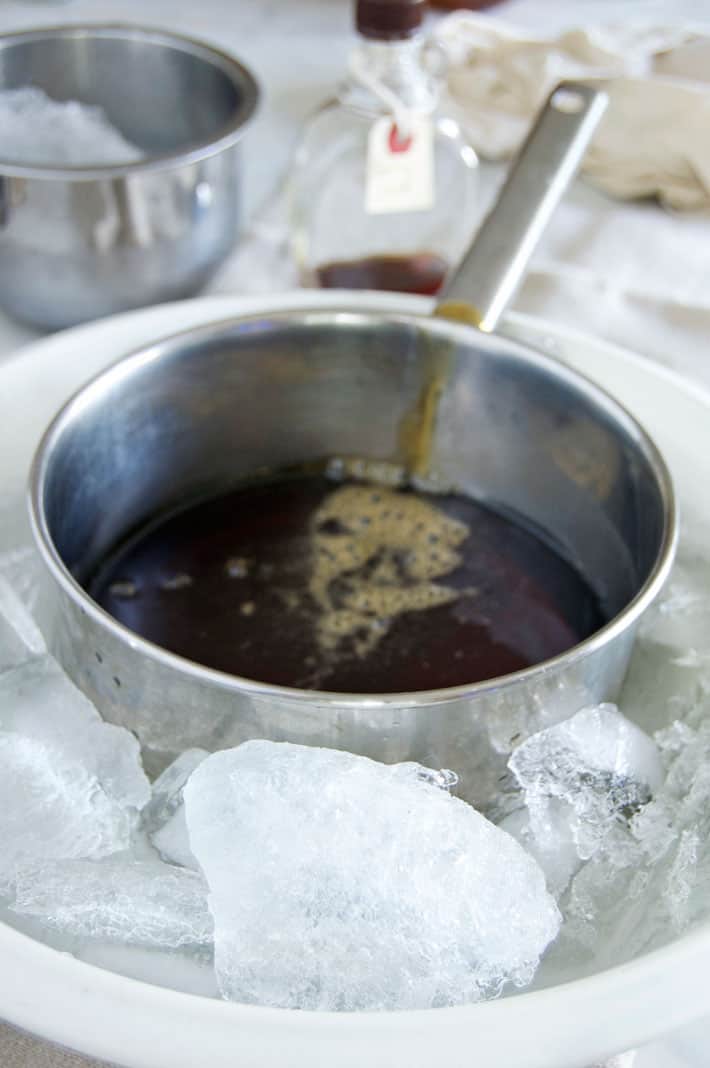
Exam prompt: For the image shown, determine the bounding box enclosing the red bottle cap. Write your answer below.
[356,0,426,40]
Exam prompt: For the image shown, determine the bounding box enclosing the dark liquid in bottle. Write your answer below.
[88,474,605,694]
[316,253,448,296]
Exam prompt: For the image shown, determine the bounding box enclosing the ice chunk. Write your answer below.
[635,719,710,930]
[577,547,710,963]
[559,825,656,968]
[184,740,560,1011]
[9,857,212,950]
[143,749,208,870]
[0,657,150,812]
[499,802,579,898]
[150,811,196,871]
[0,658,150,889]
[0,87,144,166]
[0,733,136,889]
[144,748,209,830]
[559,718,710,968]
[0,575,45,672]
[509,704,662,865]
[393,763,459,792]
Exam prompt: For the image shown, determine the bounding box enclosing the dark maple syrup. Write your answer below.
[88,474,605,694]
[316,252,448,296]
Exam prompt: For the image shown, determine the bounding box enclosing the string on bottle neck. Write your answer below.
[348,47,420,140]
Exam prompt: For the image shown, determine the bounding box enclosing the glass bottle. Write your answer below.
[289,0,478,295]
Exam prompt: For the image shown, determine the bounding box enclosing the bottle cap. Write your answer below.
[356,0,426,40]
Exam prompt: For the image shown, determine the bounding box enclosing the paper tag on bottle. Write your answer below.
[365,115,434,215]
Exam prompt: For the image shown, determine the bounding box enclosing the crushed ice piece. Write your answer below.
[143,749,208,870]
[0,657,150,811]
[664,827,700,928]
[414,766,459,791]
[0,658,150,889]
[559,825,657,964]
[0,87,144,166]
[9,858,212,949]
[184,740,560,1011]
[389,761,459,792]
[559,717,710,966]
[144,749,209,831]
[509,704,662,864]
[151,811,197,871]
[638,719,710,924]
[0,575,45,672]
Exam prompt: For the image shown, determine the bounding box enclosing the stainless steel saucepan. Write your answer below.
[29,84,677,804]
[0,25,259,329]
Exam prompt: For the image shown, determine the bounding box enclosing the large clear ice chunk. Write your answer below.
[561,717,710,967]
[9,857,212,950]
[0,733,136,890]
[184,740,561,1011]
[0,658,150,889]
[0,657,150,811]
[508,703,662,872]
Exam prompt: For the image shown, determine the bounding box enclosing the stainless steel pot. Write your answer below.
[0,25,258,329]
[29,84,678,804]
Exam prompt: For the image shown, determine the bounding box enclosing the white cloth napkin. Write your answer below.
[435,14,710,209]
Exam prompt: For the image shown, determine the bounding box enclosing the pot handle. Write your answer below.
[437,82,608,332]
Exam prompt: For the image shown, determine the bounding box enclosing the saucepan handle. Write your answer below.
[437,82,608,332]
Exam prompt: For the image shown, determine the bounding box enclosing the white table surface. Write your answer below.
[2,0,710,1064]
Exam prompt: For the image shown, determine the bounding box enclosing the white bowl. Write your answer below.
[1,292,709,1068]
